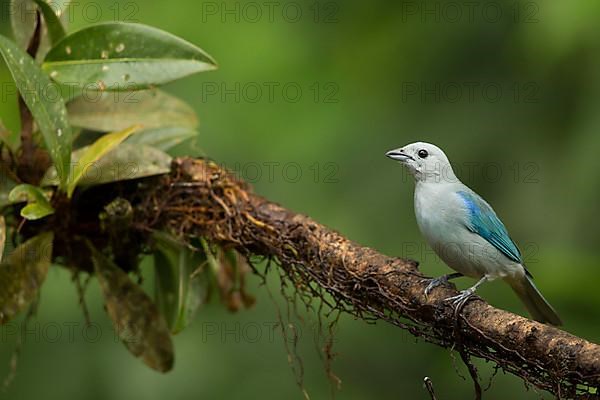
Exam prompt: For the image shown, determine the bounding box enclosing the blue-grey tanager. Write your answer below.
[386,142,562,325]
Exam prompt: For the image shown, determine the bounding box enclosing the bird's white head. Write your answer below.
[386,142,457,183]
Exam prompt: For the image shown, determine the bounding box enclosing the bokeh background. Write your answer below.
[1,0,600,398]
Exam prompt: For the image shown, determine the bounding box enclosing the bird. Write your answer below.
[385,142,562,326]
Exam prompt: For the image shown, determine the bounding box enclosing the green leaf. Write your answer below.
[90,244,174,372]
[67,89,198,132]
[10,0,38,50]
[153,232,209,334]
[0,34,72,190]
[10,0,71,61]
[43,22,217,90]
[42,143,172,187]
[32,0,67,45]
[20,203,54,220]
[8,184,54,220]
[9,183,50,204]
[127,126,198,151]
[66,125,141,197]
[0,232,53,324]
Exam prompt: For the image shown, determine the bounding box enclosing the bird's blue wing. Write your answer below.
[456,190,523,264]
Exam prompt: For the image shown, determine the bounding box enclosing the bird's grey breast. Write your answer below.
[414,182,466,244]
[413,182,482,276]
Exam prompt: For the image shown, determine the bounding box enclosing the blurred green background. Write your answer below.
[1,0,600,398]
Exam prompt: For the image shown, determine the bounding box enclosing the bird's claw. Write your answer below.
[422,277,448,297]
[445,288,476,310]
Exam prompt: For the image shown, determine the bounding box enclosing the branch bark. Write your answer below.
[139,157,600,398]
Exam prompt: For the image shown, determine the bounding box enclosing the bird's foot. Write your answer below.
[445,287,476,310]
[422,277,449,297]
[422,273,463,298]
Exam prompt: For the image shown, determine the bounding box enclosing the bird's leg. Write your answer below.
[423,273,464,297]
[445,275,489,310]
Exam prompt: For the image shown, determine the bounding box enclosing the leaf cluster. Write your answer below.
[0,0,249,373]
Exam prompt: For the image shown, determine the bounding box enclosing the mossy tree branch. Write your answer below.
[133,157,600,399]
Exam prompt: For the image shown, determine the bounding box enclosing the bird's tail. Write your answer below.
[506,275,562,326]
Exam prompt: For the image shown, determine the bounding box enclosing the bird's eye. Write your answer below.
[418,149,429,159]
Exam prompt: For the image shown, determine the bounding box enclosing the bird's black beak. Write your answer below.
[386,149,413,161]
